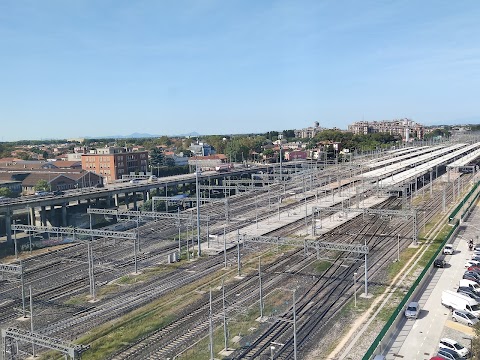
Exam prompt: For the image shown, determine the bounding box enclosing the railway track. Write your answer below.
[0,160,467,359]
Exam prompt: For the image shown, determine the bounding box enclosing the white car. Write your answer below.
[452,309,479,326]
[465,260,480,268]
[438,338,470,358]
[443,244,454,255]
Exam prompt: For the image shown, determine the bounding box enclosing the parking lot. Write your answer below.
[384,205,480,359]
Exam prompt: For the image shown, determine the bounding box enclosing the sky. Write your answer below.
[1,0,479,141]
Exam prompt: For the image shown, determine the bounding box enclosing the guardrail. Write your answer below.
[363,180,480,360]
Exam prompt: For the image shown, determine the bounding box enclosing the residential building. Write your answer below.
[188,155,227,170]
[81,147,148,183]
[284,150,307,161]
[347,118,424,140]
[164,152,189,166]
[189,141,215,156]
[294,122,323,139]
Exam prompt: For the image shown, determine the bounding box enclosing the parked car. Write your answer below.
[471,256,480,262]
[129,179,140,184]
[434,258,447,268]
[465,260,480,268]
[467,267,480,274]
[464,271,480,281]
[444,244,454,255]
[452,309,479,326]
[459,279,480,293]
[439,338,470,358]
[95,183,104,188]
[474,244,480,251]
[462,274,480,285]
[34,191,52,196]
[457,288,480,301]
[404,301,421,319]
[437,347,464,360]
[53,190,64,196]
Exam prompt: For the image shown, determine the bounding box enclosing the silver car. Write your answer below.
[452,309,479,326]
[405,301,421,319]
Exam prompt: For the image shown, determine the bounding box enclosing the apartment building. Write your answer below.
[81,147,148,183]
[347,118,424,140]
[294,121,323,139]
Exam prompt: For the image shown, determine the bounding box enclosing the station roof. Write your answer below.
[360,143,465,179]
[366,146,440,169]
[386,146,429,156]
[379,142,480,187]
[446,148,480,168]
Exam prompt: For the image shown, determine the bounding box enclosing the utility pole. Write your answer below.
[177,208,181,256]
[20,261,26,318]
[397,234,400,262]
[224,225,227,269]
[293,289,297,360]
[209,287,214,360]
[195,162,201,257]
[237,231,241,276]
[29,286,35,357]
[259,257,263,319]
[278,134,283,182]
[222,278,228,351]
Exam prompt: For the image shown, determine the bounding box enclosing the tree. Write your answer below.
[164,157,175,167]
[17,151,31,160]
[0,187,13,198]
[42,151,49,160]
[282,130,296,139]
[158,136,172,146]
[424,129,451,140]
[225,139,250,163]
[149,148,164,167]
[34,179,49,191]
[181,149,193,157]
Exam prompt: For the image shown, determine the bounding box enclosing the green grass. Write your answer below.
[314,260,331,274]
[38,244,299,359]
[175,289,293,360]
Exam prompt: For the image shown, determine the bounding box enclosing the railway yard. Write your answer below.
[1,141,480,360]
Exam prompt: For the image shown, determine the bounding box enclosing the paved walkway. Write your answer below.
[384,203,480,359]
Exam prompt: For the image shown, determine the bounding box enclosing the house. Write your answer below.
[188,155,227,170]
[284,150,307,161]
[189,141,215,156]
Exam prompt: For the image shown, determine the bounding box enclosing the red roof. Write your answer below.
[191,154,227,160]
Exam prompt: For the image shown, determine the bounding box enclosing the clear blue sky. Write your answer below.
[1,0,479,141]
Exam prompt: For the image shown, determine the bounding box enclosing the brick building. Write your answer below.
[81,147,148,183]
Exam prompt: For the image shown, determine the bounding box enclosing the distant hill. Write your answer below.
[84,131,201,139]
